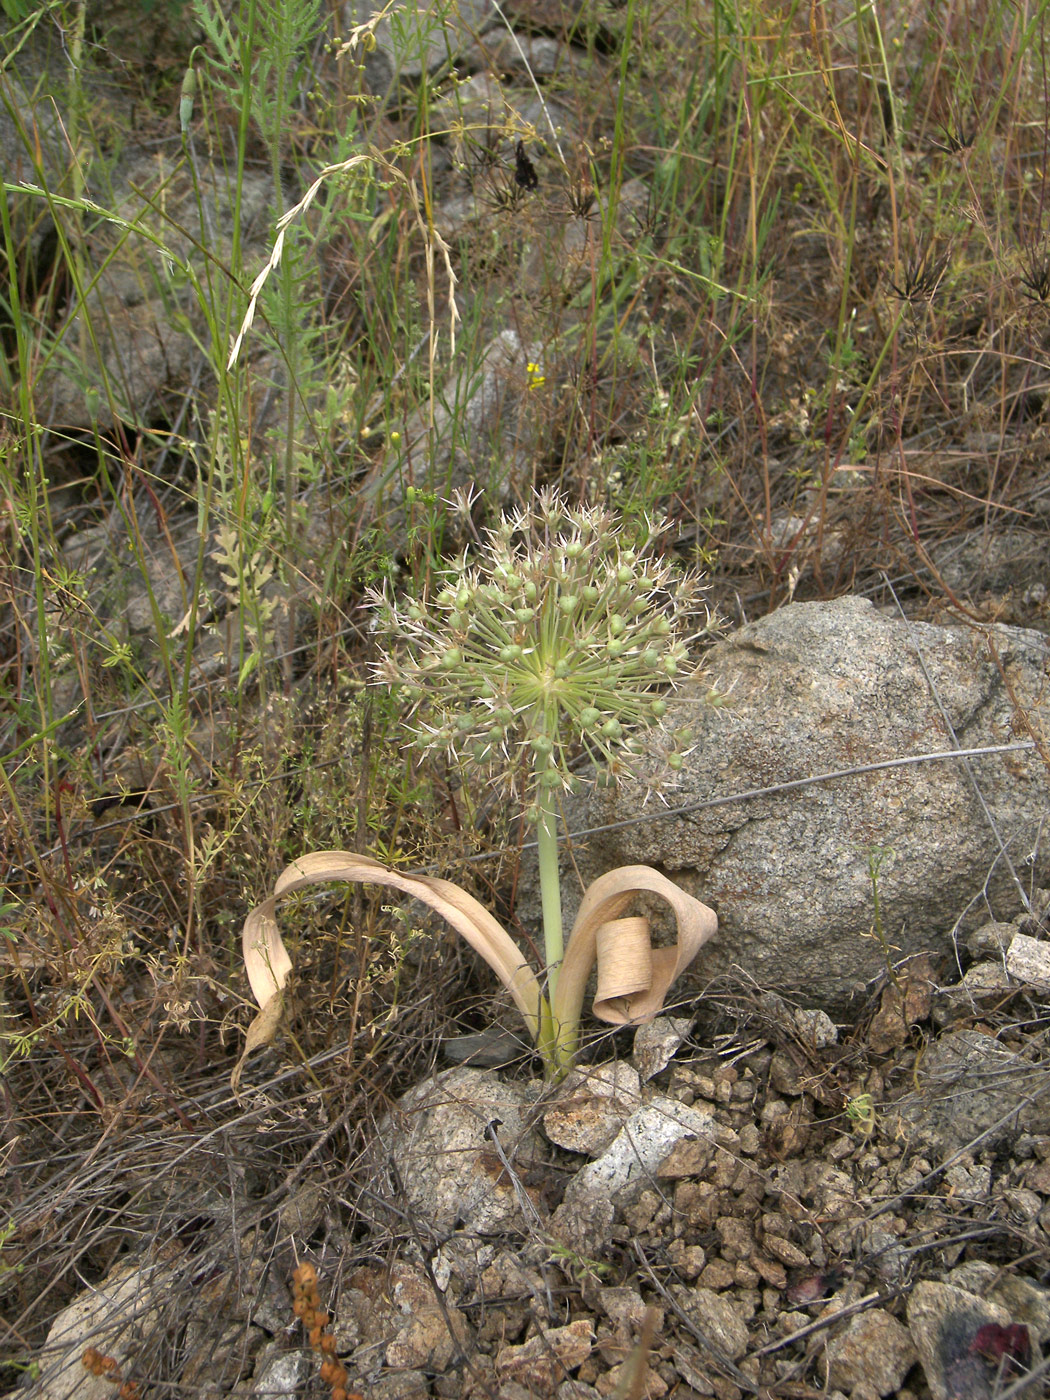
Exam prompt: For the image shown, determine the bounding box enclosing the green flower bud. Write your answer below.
[582,586,600,604]
[617,565,634,585]
[449,611,465,629]
[668,751,684,770]
[516,607,535,623]
[559,595,580,615]
[564,541,584,559]
[650,698,667,718]
[500,643,523,662]
[554,658,570,678]
[442,647,462,667]
[609,614,627,636]
[602,718,622,739]
[539,768,562,789]
[455,714,474,732]
[531,735,554,755]
[580,707,601,727]
[607,639,625,658]
[456,585,471,609]
[643,649,661,670]
[523,580,538,601]
[663,656,678,675]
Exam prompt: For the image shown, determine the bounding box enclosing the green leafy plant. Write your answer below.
[235,493,720,1085]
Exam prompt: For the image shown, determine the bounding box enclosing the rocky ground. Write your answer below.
[11,903,1050,1400]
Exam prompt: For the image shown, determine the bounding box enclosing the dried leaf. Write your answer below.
[557,865,717,1030]
[231,989,285,1094]
[237,852,544,1085]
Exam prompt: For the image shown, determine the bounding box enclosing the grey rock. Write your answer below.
[251,1348,310,1400]
[376,1065,546,1233]
[948,1262,1050,1341]
[932,524,1049,600]
[549,1092,716,1254]
[542,1062,642,1155]
[27,1260,168,1400]
[892,1027,1050,1155]
[793,1007,838,1047]
[632,1016,694,1081]
[524,597,1050,1008]
[560,1094,716,1208]
[64,509,219,640]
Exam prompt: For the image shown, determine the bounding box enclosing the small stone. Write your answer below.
[737,1123,762,1155]
[750,1254,787,1289]
[698,1258,736,1290]
[632,1016,694,1080]
[666,1242,706,1279]
[999,1187,1042,1222]
[370,1370,431,1400]
[252,1349,310,1400]
[543,1063,643,1155]
[596,1360,667,1397]
[674,1179,722,1228]
[768,1051,805,1096]
[734,1261,760,1288]
[965,921,1017,958]
[960,962,1011,996]
[867,959,935,1054]
[943,1159,992,1201]
[669,1287,749,1360]
[657,1136,713,1178]
[599,1287,657,1337]
[793,1007,839,1047]
[825,1309,916,1396]
[1007,932,1050,989]
[762,1235,809,1269]
[715,1216,754,1261]
[622,1189,662,1234]
[557,1383,603,1400]
[496,1319,594,1392]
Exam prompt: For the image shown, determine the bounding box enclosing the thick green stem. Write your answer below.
[535,776,564,999]
[535,771,577,1077]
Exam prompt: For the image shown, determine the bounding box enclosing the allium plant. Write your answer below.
[236,493,719,1087]
[379,493,707,974]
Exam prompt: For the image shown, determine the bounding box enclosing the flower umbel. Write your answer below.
[374,489,712,805]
